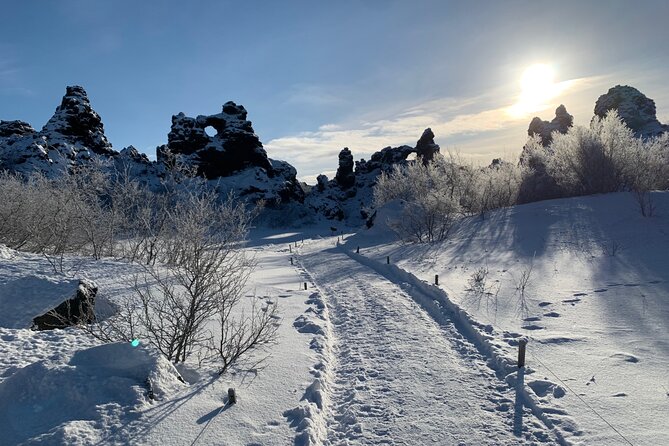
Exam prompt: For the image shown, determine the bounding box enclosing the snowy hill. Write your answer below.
[1,192,667,444]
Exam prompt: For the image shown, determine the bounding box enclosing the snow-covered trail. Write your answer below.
[299,239,553,445]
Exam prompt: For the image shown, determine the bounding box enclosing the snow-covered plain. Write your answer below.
[1,192,668,445]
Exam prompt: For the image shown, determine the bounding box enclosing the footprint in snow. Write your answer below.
[523,316,541,322]
[538,301,553,307]
[610,352,639,363]
[611,393,627,397]
[562,298,581,305]
[543,311,560,317]
[573,292,587,297]
[521,324,544,330]
[593,288,607,293]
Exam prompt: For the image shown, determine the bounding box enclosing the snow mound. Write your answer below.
[0,244,14,259]
[0,275,81,329]
[0,342,185,444]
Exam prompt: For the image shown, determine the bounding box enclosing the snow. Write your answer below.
[1,192,668,444]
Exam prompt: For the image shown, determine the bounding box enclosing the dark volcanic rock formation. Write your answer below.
[0,86,116,176]
[32,280,98,330]
[594,85,668,137]
[335,147,355,189]
[0,87,304,207]
[41,85,115,156]
[0,120,35,137]
[528,105,573,146]
[157,101,273,178]
[306,129,437,222]
[415,128,440,163]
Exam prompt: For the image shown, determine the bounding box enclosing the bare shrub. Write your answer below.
[85,189,273,373]
[464,266,500,317]
[374,155,466,242]
[512,259,534,318]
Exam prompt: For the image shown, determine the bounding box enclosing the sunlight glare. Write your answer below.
[508,63,565,118]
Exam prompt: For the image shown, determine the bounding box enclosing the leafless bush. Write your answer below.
[85,189,273,373]
[513,259,534,318]
[374,155,466,242]
[464,266,500,317]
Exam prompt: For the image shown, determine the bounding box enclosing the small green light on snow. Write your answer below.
[131,339,140,347]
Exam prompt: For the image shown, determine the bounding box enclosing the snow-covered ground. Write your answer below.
[1,192,668,445]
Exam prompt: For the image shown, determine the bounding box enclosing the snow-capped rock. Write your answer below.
[156,101,304,204]
[527,104,573,146]
[157,102,273,178]
[0,86,115,176]
[594,85,669,138]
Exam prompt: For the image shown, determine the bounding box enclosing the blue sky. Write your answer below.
[1,0,668,182]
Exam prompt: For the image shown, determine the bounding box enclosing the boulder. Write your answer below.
[32,280,98,330]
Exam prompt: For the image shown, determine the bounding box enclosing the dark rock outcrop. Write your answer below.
[41,85,115,156]
[415,128,440,163]
[0,120,35,138]
[306,129,437,223]
[0,86,116,176]
[157,102,272,178]
[528,105,573,146]
[32,280,97,330]
[335,147,355,189]
[594,85,668,137]
[0,86,304,207]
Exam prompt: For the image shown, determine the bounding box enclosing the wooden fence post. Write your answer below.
[228,388,236,404]
[435,274,439,285]
[386,256,390,264]
[356,246,359,254]
[304,282,307,290]
[290,257,293,265]
[518,339,527,368]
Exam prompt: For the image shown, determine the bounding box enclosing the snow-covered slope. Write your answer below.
[346,191,669,445]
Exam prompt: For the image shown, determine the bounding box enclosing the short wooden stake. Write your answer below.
[356,246,359,254]
[290,257,293,265]
[304,282,307,290]
[518,339,527,368]
[289,245,292,253]
[386,256,390,264]
[435,274,439,285]
[228,388,236,404]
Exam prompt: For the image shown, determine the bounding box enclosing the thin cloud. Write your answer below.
[266,75,604,182]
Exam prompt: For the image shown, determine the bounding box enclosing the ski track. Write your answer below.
[300,242,553,445]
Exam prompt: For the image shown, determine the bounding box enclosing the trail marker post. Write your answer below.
[518,339,527,368]
[304,282,307,290]
[435,274,439,285]
[290,257,293,265]
[228,388,237,404]
[356,246,359,254]
[386,256,390,264]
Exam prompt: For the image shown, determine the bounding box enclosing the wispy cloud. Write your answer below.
[266,76,602,182]
[285,84,347,106]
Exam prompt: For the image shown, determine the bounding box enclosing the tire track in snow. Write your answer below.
[300,244,555,445]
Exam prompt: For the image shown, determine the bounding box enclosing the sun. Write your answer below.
[520,64,555,95]
[509,63,563,117]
